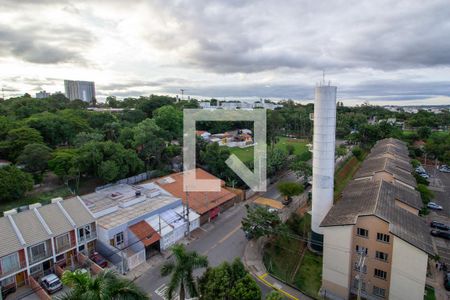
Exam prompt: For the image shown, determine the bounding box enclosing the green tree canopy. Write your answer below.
[277,181,303,200]
[154,105,183,139]
[265,291,283,300]
[0,165,34,202]
[242,205,286,239]
[229,274,261,300]
[17,143,52,175]
[0,126,44,161]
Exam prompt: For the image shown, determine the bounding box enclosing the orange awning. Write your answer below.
[129,221,161,247]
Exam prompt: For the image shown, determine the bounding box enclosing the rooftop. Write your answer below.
[80,183,181,229]
[321,180,433,255]
[150,168,237,215]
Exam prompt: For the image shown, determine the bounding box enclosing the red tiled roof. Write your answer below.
[129,221,160,247]
[154,168,237,215]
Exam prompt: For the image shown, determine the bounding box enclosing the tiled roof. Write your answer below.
[37,204,73,236]
[321,179,433,255]
[0,217,23,258]
[61,197,95,227]
[129,221,160,247]
[153,168,237,215]
[11,210,50,246]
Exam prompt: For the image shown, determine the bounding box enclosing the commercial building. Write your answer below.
[153,168,240,224]
[64,80,96,102]
[320,138,433,300]
[35,90,50,99]
[79,183,199,272]
[0,197,96,295]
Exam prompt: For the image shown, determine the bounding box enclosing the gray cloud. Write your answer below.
[0,24,94,64]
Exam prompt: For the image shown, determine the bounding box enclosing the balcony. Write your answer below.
[56,240,76,254]
[28,251,52,265]
[0,259,26,277]
[78,232,97,243]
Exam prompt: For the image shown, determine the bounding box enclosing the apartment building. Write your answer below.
[320,138,433,300]
[0,197,95,295]
[64,80,96,102]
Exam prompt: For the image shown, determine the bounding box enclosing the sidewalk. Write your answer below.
[426,261,450,300]
[243,237,313,300]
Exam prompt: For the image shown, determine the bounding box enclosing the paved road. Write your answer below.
[133,169,302,300]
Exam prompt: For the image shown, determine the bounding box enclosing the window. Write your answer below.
[110,232,124,248]
[78,224,92,241]
[377,233,390,243]
[373,286,386,298]
[0,253,20,274]
[375,251,388,262]
[355,245,368,255]
[353,279,366,291]
[56,234,70,252]
[29,264,43,275]
[0,276,15,287]
[30,243,47,262]
[357,228,369,238]
[56,254,65,262]
[354,262,367,273]
[374,268,387,280]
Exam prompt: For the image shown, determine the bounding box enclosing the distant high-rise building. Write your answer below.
[35,90,50,99]
[64,80,96,103]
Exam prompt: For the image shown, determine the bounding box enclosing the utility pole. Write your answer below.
[186,191,191,239]
[356,249,367,300]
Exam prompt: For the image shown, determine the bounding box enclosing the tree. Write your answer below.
[199,142,232,179]
[48,149,80,190]
[59,269,149,300]
[198,258,259,300]
[229,274,261,300]
[291,161,312,181]
[267,148,288,177]
[161,244,209,300]
[417,126,431,140]
[267,111,285,148]
[336,144,347,157]
[0,126,44,161]
[17,143,52,180]
[74,132,104,147]
[242,205,285,239]
[0,166,34,202]
[277,181,303,202]
[154,105,183,139]
[286,144,295,155]
[265,292,283,300]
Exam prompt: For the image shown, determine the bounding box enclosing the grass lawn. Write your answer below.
[424,286,436,300]
[226,137,310,163]
[0,186,72,216]
[334,153,366,201]
[293,250,323,297]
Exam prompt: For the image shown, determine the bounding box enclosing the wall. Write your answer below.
[389,236,428,300]
[321,225,353,300]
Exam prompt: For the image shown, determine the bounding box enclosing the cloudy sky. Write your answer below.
[1,0,449,105]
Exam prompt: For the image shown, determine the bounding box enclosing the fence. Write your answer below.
[29,276,51,300]
[96,170,160,191]
[77,252,104,275]
[127,249,146,271]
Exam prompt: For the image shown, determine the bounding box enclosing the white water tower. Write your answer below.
[311,83,337,251]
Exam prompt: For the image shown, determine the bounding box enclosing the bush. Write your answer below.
[411,159,420,168]
[286,144,295,155]
[352,147,363,161]
[417,184,434,204]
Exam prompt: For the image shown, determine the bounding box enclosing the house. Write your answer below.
[0,197,95,295]
[196,130,211,140]
[320,138,432,300]
[79,183,198,272]
[153,168,240,224]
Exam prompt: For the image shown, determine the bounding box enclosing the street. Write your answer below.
[133,171,302,299]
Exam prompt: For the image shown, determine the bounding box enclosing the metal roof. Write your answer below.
[60,197,95,227]
[0,217,23,258]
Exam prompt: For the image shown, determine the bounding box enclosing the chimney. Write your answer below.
[311,84,337,252]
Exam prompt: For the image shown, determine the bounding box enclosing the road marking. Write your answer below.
[257,273,300,300]
[202,224,242,255]
[155,284,179,300]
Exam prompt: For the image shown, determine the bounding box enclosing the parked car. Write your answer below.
[415,166,427,174]
[40,274,63,294]
[90,252,108,268]
[427,202,443,210]
[419,173,430,179]
[439,165,450,173]
[431,221,450,231]
[430,230,450,240]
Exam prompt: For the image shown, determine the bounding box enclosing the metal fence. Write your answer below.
[95,170,160,192]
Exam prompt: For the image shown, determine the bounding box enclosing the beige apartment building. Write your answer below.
[320,139,433,300]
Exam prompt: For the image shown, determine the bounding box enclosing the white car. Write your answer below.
[439,166,450,173]
[40,274,63,294]
[419,173,430,179]
[427,202,443,210]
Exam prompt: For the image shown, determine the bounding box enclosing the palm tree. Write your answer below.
[58,269,149,300]
[161,244,209,300]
